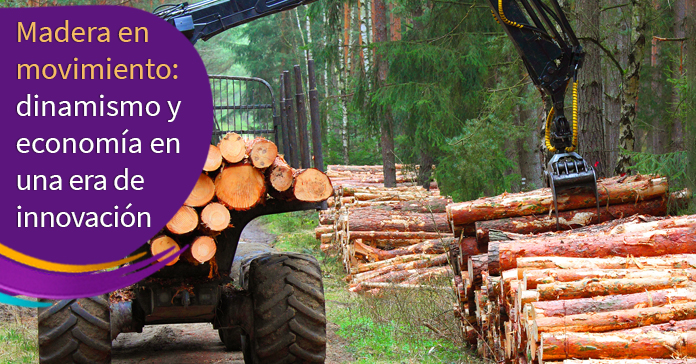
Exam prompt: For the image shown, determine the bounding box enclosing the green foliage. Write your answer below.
[0,323,38,364]
[258,211,321,254]
[327,279,477,364]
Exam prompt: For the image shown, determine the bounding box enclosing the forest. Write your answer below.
[193,0,696,204]
[5,0,695,205]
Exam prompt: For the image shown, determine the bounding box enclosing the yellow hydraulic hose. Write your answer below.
[544,81,579,153]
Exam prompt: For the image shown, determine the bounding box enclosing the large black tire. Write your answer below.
[243,254,327,364]
[219,327,243,351]
[38,295,111,364]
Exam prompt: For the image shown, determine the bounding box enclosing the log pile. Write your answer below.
[317,165,456,293]
[153,133,333,271]
[447,173,696,363]
[325,164,422,188]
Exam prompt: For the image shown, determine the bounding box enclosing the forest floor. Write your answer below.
[0,213,476,364]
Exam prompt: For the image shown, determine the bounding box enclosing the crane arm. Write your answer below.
[155,0,317,44]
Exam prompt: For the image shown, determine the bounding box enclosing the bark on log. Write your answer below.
[217,132,246,164]
[459,236,480,258]
[215,163,266,210]
[351,253,449,283]
[166,206,198,235]
[517,255,696,276]
[246,137,278,169]
[536,301,696,333]
[350,253,440,274]
[354,238,451,261]
[524,268,696,289]
[498,226,696,274]
[530,287,696,317]
[266,156,294,193]
[293,168,333,202]
[346,231,450,241]
[536,276,693,300]
[563,360,696,364]
[200,202,231,235]
[348,209,450,232]
[184,173,215,207]
[447,175,667,228]
[475,198,667,245]
[541,330,696,360]
[182,236,217,264]
[203,144,223,172]
[150,236,181,266]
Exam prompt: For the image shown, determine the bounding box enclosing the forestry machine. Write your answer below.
[489,0,601,226]
[36,1,326,364]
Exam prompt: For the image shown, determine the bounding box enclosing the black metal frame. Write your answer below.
[209,75,280,146]
[155,0,319,44]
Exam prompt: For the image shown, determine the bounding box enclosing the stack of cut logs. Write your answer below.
[317,165,455,293]
[450,174,696,363]
[153,132,333,268]
[325,164,421,188]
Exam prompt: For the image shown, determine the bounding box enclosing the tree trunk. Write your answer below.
[601,0,628,170]
[671,0,686,150]
[517,84,543,190]
[373,0,396,187]
[615,0,647,174]
[577,0,606,176]
[686,0,696,197]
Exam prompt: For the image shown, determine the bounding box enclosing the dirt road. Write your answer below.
[112,218,354,364]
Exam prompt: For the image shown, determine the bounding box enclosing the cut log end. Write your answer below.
[166,206,198,235]
[215,164,266,210]
[267,156,294,192]
[203,144,223,172]
[184,173,215,207]
[294,168,334,202]
[200,202,231,233]
[247,137,278,169]
[186,236,217,264]
[218,132,246,164]
[150,236,180,266]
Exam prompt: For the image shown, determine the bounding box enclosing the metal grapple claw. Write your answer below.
[544,152,600,230]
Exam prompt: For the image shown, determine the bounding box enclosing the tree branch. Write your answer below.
[578,36,625,75]
[600,2,630,12]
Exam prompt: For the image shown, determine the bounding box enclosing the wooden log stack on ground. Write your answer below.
[152,133,333,274]
[444,170,696,363]
[315,165,456,293]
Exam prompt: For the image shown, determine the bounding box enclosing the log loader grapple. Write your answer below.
[488,0,601,226]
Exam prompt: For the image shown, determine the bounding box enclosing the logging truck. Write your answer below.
[35,6,331,358]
